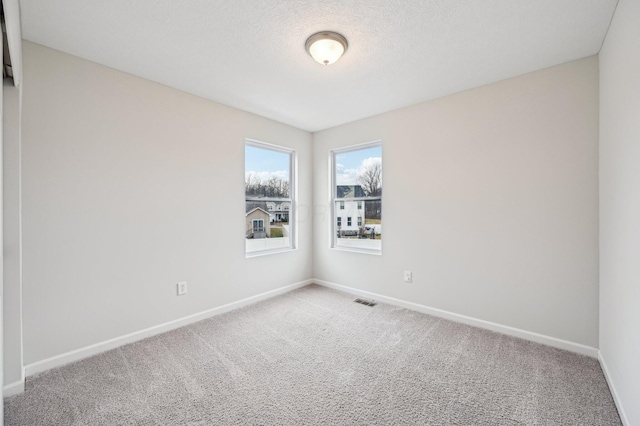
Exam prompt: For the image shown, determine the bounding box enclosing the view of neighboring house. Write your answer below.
[265,201,290,223]
[246,201,290,239]
[336,185,366,236]
[246,207,270,239]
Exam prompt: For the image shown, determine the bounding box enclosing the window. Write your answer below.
[332,141,382,253]
[245,140,295,256]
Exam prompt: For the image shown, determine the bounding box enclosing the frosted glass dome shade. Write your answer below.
[305,32,348,65]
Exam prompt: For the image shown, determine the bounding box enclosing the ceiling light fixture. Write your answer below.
[305,31,348,65]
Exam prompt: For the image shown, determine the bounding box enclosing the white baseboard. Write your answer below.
[599,352,630,426]
[3,379,25,398]
[314,279,599,358]
[25,279,313,377]
[22,278,600,379]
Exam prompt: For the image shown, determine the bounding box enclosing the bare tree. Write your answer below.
[245,175,289,198]
[357,162,382,196]
[245,173,256,192]
[357,162,382,221]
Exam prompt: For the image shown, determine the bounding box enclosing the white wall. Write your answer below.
[3,80,22,390]
[1,0,22,415]
[599,0,640,423]
[0,45,4,425]
[313,57,599,348]
[21,42,313,365]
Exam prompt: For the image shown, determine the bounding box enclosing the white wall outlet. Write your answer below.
[177,281,188,296]
[403,270,412,283]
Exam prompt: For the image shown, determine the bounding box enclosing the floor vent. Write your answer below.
[354,298,377,307]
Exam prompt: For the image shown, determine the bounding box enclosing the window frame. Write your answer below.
[331,140,382,255]
[245,139,296,257]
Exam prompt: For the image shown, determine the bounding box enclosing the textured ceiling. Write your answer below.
[19,0,617,132]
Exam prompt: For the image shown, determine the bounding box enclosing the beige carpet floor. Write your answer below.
[5,284,621,425]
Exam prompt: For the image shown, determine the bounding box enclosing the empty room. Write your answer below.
[2,0,638,424]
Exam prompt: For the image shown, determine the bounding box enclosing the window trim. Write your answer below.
[245,139,296,257]
[331,140,382,255]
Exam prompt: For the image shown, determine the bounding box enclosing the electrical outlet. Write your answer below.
[403,271,412,283]
[177,281,188,295]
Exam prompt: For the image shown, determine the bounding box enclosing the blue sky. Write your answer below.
[245,145,290,182]
[245,144,382,186]
[336,146,382,186]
